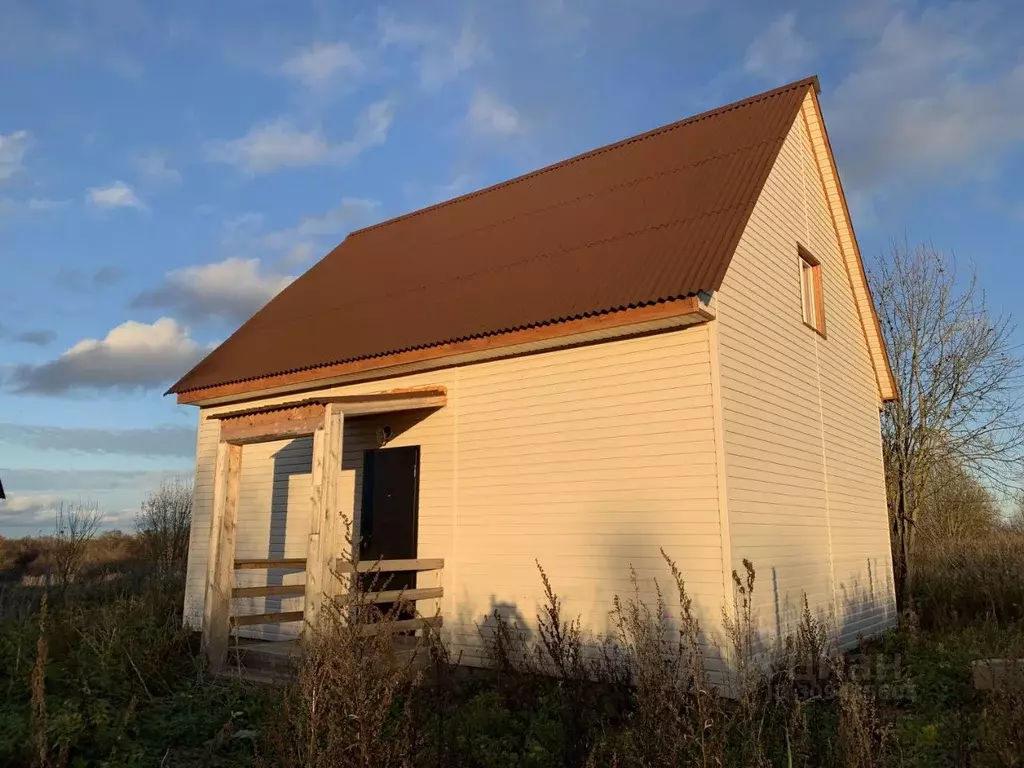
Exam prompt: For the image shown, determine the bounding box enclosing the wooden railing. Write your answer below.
[229,557,307,629]
[226,557,445,634]
[338,558,445,636]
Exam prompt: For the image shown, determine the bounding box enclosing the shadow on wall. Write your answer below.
[238,410,437,637]
[451,514,894,683]
[247,437,314,634]
[342,408,435,550]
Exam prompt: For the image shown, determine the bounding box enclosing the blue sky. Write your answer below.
[1,0,1023,535]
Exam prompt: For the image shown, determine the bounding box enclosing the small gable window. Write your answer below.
[799,247,825,336]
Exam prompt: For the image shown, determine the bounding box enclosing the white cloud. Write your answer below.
[280,242,318,266]
[282,41,364,88]
[744,11,814,81]
[0,469,189,533]
[0,130,32,182]
[0,196,68,214]
[207,121,332,172]
[405,173,478,208]
[134,151,181,184]
[7,318,208,395]
[435,173,475,201]
[0,493,135,531]
[260,197,380,265]
[468,90,523,137]
[0,0,145,80]
[131,257,294,324]
[223,211,265,235]
[0,423,196,457]
[6,468,185,494]
[531,0,591,43]
[26,197,67,211]
[380,15,486,89]
[53,266,124,290]
[379,16,437,47]
[12,329,56,346]
[86,180,146,211]
[828,4,1024,194]
[0,494,61,522]
[205,100,394,174]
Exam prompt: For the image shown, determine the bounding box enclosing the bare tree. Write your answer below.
[871,241,1024,608]
[52,500,103,593]
[136,480,193,571]
[915,457,999,545]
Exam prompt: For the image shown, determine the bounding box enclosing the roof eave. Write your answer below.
[174,296,715,407]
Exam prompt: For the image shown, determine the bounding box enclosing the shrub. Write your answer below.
[51,501,103,594]
[0,570,262,765]
[135,481,193,573]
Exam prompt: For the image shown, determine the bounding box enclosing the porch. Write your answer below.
[199,387,448,675]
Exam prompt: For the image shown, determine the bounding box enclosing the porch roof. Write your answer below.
[211,387,446,445]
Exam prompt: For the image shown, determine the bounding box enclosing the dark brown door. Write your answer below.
[359,446,420,616]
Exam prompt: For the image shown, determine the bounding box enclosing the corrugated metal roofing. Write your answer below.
[170,77,817,395]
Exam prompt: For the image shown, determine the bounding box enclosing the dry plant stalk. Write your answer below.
[608,550,726,768]
[30,595,49,768]
[258,516,433,768]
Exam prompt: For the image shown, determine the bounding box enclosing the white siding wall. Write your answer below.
[184,325,728,665]
[715,95,896,647]
[232,438,312,640]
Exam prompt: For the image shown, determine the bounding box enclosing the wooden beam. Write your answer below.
[335,558,445,574]
[232,584,306,599]
[207,388,447,422]
[219,403,324,445]
[303,402,343,637]
[359,616,442,637]
[361,587,443,604]
[234,558,307,570]
[319,391,447,416]
[230,611,305,628]
[202,441,242,674]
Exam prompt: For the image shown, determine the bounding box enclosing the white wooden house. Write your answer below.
[170,77,898,671]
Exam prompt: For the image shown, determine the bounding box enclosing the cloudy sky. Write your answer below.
[1,0,1023,535]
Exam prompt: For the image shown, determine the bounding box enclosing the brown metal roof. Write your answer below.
[170,77,817,395]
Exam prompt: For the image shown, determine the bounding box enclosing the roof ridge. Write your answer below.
[347,76,819,240]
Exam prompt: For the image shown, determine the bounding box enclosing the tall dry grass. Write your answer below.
[261,550,893,768]
[911,529,1024,628]
[257,541,437,768]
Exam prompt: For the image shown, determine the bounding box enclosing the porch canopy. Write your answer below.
[201,386,446,671]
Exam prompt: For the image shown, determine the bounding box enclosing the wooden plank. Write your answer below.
[329,393,447,416]
[230,611,305,628]
[362,587,443,604]
[234,558,307,570]
[219,403,324,445]
[202,441,242,674]
[335,558,445,574]
[359,616,443,636]
[208,388,446,420]
[232,584,306,599]
[319,405,343,609]
[304,403,343,635]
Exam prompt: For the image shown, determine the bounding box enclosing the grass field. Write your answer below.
[1,533,1023,767]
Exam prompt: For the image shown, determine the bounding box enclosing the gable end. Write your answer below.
[800,91,897,403]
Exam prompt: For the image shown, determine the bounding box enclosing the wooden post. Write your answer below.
[304,403,343,637]
[202,441,242,673]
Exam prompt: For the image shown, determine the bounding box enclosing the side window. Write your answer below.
[799,247,826,337]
